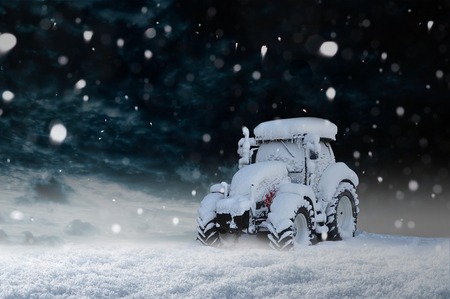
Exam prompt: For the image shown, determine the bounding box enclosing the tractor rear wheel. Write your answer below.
[326,182,359,240]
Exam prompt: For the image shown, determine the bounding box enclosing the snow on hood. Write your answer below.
[229,161,289,200]
[216,161,288,216]
[254,117,337,141]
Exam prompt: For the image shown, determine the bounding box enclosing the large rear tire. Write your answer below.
[326,182,359,240]
[267,196,315,251]
[196,216,219,246]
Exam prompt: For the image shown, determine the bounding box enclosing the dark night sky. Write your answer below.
[1,0,450,200]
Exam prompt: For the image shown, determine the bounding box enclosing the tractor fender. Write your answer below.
[318,162,359,204]
[275,183,321,229]
[278,183,320,213]
[198,192,224,225]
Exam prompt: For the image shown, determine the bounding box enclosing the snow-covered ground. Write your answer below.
[0,233,449,298]
[0,173,449,298]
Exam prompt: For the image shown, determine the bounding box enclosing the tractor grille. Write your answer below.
[216,210,250,233]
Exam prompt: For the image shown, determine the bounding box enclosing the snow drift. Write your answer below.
[0,233,448,298]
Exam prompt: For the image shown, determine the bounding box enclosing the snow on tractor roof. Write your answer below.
[253,117,337,141]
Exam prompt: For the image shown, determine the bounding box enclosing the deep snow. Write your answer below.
[0,174,449,298]
[0,233,448,298]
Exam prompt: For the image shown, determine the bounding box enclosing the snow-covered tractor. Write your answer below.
[196,117,359,250]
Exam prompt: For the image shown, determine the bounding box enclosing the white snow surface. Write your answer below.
[0,233,448,298]
[254,117,338,141]
[0,173,449,298]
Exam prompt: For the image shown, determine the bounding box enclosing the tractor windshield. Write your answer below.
[255,141,305,182]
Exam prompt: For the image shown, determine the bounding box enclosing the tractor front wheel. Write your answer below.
[196,216,219,246]
[267,196,315,251]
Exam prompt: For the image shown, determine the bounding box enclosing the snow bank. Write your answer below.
[0,233,448,298]
[254,117,338,141]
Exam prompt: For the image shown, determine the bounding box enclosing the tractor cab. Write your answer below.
[238,117,337,186]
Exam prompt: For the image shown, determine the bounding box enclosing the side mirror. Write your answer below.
[309,149,318,160]
[303,133,320,161]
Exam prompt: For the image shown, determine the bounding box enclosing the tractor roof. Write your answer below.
[253,117,337,141]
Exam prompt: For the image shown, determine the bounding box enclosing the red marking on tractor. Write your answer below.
[263,191,276,209]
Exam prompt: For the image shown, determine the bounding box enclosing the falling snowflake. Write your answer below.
[261,45,268,59]
[252,71,261,80]
[2,90,14,102]
[325,87,336,100]
[396,106,405,117]
[145,28,156,39]
[144,50,153,59]
[75,79,86,90]
[50,123,67,144]
[0,33,17,53]
[83,30,93,42]
[319,41,338,57]
[10,210,24,220]
[408,180,419,192]
[111,224,121,234]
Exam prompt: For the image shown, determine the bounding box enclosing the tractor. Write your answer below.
[196,117,359,250]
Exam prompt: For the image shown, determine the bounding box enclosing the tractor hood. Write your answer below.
[229,161,289,200]
[216,161,288,217]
